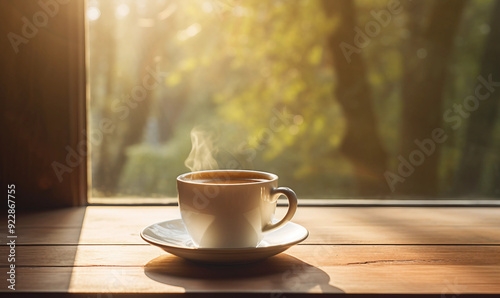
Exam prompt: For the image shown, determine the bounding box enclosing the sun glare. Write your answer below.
[87,6,101,21]
[116,3,130,19]
[177,23,202,41]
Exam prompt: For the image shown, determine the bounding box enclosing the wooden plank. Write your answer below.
[3,207,499,245]
[7,224,499,245]
[1,245,499,267]
[0,207,499,294]
[2,264,499,293]
[14,208,87,227]
[13,207,500,227]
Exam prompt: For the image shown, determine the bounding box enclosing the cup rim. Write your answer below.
[177,169,278,185]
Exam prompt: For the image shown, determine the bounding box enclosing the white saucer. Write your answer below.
[141,219,309,264]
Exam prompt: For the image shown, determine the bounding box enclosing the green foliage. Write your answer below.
[90,0,500,198]
[118,131,192,197]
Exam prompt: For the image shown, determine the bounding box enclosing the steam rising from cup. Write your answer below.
[184,127,219,172]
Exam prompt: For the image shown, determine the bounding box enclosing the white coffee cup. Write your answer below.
[177,170,298,248]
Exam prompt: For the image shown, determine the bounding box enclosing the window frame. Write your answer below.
[1,0,87,209]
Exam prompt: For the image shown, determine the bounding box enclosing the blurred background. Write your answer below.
[88,0,500,200]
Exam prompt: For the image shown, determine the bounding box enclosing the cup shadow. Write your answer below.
[144,253,344,294]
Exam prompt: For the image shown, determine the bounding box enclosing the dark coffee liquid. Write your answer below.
[196,178,268,184]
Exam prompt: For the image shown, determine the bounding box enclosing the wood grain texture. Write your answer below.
[3,207,499,245]
[1,245,499,267]
[0,206,499,295]
[3,263,499,293]
[0,0,87,209]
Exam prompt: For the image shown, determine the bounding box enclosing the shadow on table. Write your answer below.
[5,207,87,291]
[144,253,344,294]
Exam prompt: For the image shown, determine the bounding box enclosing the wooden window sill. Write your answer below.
[1,206,499,296]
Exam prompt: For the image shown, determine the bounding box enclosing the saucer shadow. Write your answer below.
[144,253,344,294]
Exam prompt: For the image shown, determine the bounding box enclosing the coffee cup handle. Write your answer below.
[262,187,298,232]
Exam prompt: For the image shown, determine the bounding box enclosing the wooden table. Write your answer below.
[1,206,499,296]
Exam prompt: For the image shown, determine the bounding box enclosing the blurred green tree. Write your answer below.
[88,0,500,199]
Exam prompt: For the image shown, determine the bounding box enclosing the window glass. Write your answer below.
[88,0,500,200]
